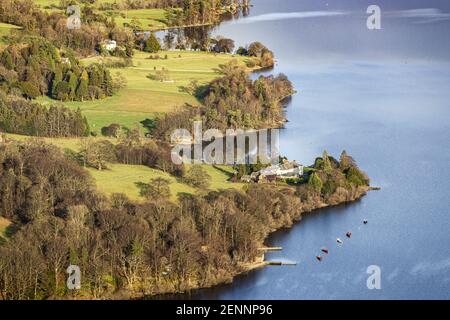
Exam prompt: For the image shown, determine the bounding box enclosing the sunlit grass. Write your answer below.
[89,163,243,202]
[0,217,12,243]
[47,50,253,132]
[4,133,243,202]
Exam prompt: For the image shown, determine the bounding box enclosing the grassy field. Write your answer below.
[0,22,20,35]
[89,163,242,202]
[31,0,58,7]
[108,8,169,30]
[0,22,21,46]
[4,133,244,201]
[0,217,12,243]
[4,133,115,151]
[88,164,195,202]
[36,50,252,132]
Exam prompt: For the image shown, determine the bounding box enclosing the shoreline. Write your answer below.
[119,185,371,300]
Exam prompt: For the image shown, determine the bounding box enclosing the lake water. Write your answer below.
[175,0,450,299]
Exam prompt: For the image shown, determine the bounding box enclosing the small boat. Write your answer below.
[316,255,322,262]
[346,232,352,238]
[337,238,343,244]
[363,220,368,224]
[321,248,329,254]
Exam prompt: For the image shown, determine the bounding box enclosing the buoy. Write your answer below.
[346,232,352,238]
[363,220,368,224]
[337,238,343,244]
[316,255,322,262]
[321,248,329,254]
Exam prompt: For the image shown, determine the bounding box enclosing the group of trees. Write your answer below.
[201,62,293,129]
[167,0,250,27]
[135,33,162,53]
[307,150,370,203]
[0,0,105,56]
[183,165,211,189]
[153,61,294,139]
[0,141,368,299]
[75,129,185,176]
[0,93,90,137]
[236,41,275,68]
[0,0,251,58]
[211,36,235,53]
[0,0,136,56]
[0,39,119,102]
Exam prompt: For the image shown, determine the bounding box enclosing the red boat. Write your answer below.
[321,248,329,254]
[316,255,322,262]
[346,232,352,238]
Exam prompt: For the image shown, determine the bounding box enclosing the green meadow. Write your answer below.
[107,8,169,30]
[37,50,252,132]
[88,164,196,202]
[88,163,242,202]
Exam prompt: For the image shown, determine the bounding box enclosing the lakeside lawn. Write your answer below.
[37,50,252,132]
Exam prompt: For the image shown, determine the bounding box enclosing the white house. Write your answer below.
[259,160,303,179]
[103,40,117,51]
[61,57,71,65]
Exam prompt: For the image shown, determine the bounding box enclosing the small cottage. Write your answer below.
[259,160,303,179]
[103,40,117,51]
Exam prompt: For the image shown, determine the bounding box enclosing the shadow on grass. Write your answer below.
[0,223,19,245]
[135,181,149,197]
[212,164,235,181]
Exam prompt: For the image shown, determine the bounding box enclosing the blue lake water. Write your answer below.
[177,0,450,299]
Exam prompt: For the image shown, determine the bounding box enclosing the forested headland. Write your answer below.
[153,60,294,139]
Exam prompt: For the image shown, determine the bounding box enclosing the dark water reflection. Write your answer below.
[163,0,450,299]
